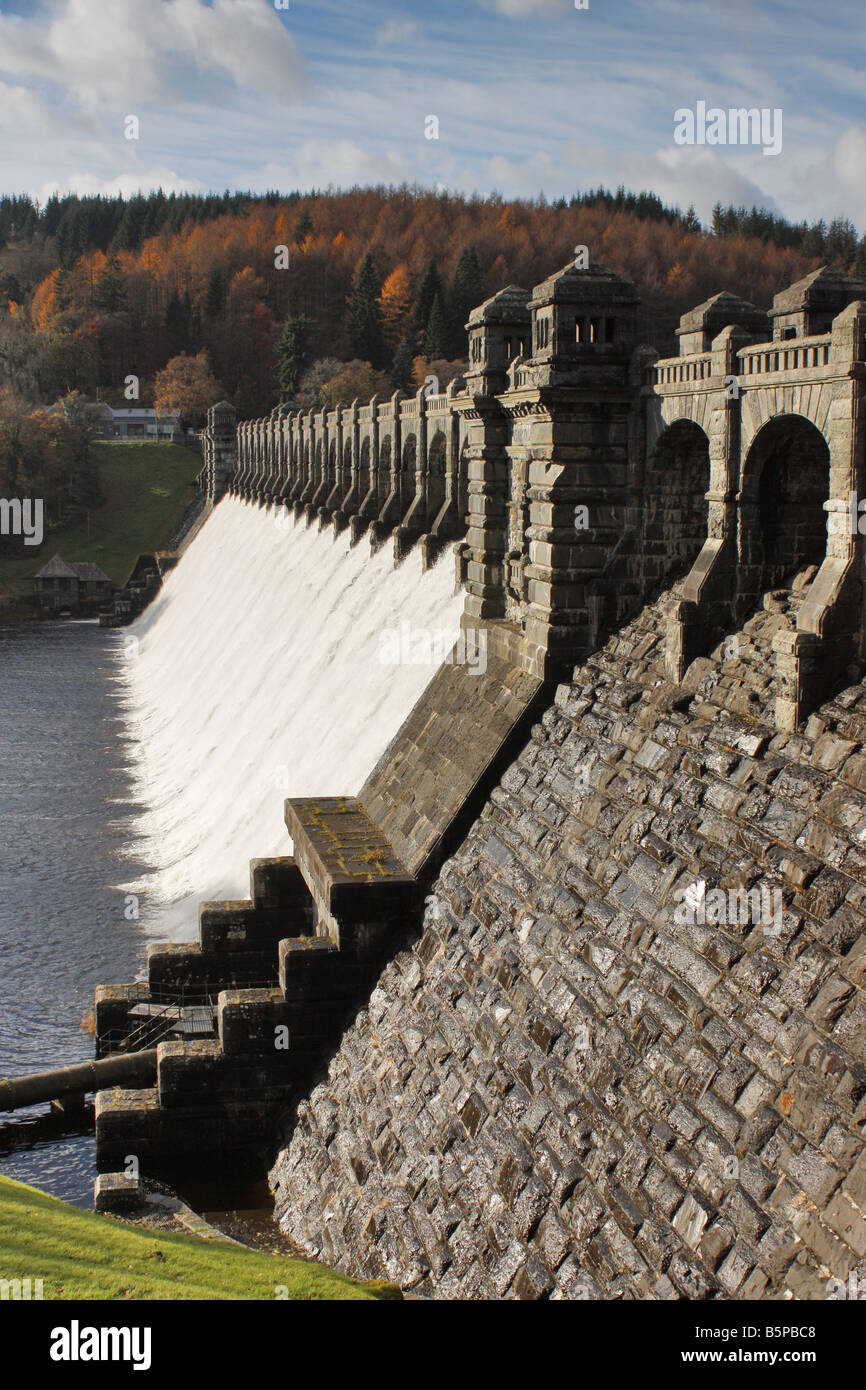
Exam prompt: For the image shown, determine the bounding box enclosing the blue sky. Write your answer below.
[0,0,863,229]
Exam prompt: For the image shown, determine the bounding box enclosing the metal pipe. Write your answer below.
[0,1050,158,1113]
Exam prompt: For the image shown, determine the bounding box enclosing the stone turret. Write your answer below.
[465,285,530,396]
[676,290,769,354]
[770,264,866,340]
[527,259,640,384]
[203,400,238,501]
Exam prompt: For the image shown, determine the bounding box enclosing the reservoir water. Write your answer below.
[0,498,464,1208]
[0,620,148,1205]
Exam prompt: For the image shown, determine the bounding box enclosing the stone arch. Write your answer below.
[641,419,711,595]
[741,385,834,458]
[652,389,717,444]
[739,414,830,602]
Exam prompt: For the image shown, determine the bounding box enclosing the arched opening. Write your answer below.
[427,430,447,523]
[357,436,371,503]
[643,419,710,594]
[742,416,830,595]
[401,432,417,513]
[377,435,392,509]
[750,411,828,586]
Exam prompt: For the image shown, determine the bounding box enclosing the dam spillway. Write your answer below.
[116,495,465,940]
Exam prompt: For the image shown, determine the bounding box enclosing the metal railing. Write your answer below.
[101,978,279,1056]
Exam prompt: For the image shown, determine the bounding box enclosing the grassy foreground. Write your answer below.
[0,1176,400,1301]
[0,441,201,618]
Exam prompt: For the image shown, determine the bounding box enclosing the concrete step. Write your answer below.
[284,797,419,943]
[146,942,279,992]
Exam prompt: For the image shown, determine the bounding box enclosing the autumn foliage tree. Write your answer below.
[378,263,413,350]
[317,360,392,412]
[154,351,221,427]
[0,389,102,538]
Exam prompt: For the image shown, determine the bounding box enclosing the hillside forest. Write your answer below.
[0,184,863,537]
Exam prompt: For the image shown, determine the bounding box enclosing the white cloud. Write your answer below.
[377,18,420,44]
[0,0,305,108]
[252,140,411,192]
[802,125,866,229]
[617,146,783,225]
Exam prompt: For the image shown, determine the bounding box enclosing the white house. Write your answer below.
[89,405,183,442]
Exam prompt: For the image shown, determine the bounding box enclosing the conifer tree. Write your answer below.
[204,265,225,318]
[391,336,414,393]
[682,205,701,235]
[93,255,126,312]
[165,290,191,354]
[448,245,483,357]
[293,209,313,246]
[414,258,444,347]
[347,253,385,366]
[423,292,448,361]
[275,309,311,400]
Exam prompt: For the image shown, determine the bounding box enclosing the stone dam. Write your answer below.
[94,258,866,1299]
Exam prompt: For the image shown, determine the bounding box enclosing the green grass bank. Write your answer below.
[0,441,201,619]
[0,1175,400,1301]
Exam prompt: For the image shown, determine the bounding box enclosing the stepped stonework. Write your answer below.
[99,258,866,1298]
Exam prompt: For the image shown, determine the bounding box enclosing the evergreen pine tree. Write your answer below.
[801,221,826,260]
[423,293,448,361]
[682,205,701,235]
[855,237,866,283]
[347,253,385,365]
[293,209,313,246]
[414,258,444,347]
[391,337,414,393]
[275,310,311,400]
[93,255,127,312]
[448,245,483,357]
[205,265,225,318]
[165,290,191,353]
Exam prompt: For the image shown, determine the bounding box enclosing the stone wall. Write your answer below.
[271,579,866,1299]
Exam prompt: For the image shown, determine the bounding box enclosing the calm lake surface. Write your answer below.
[0,621,148,1206]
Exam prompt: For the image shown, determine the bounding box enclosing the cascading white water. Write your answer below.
[115,496,465,940]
